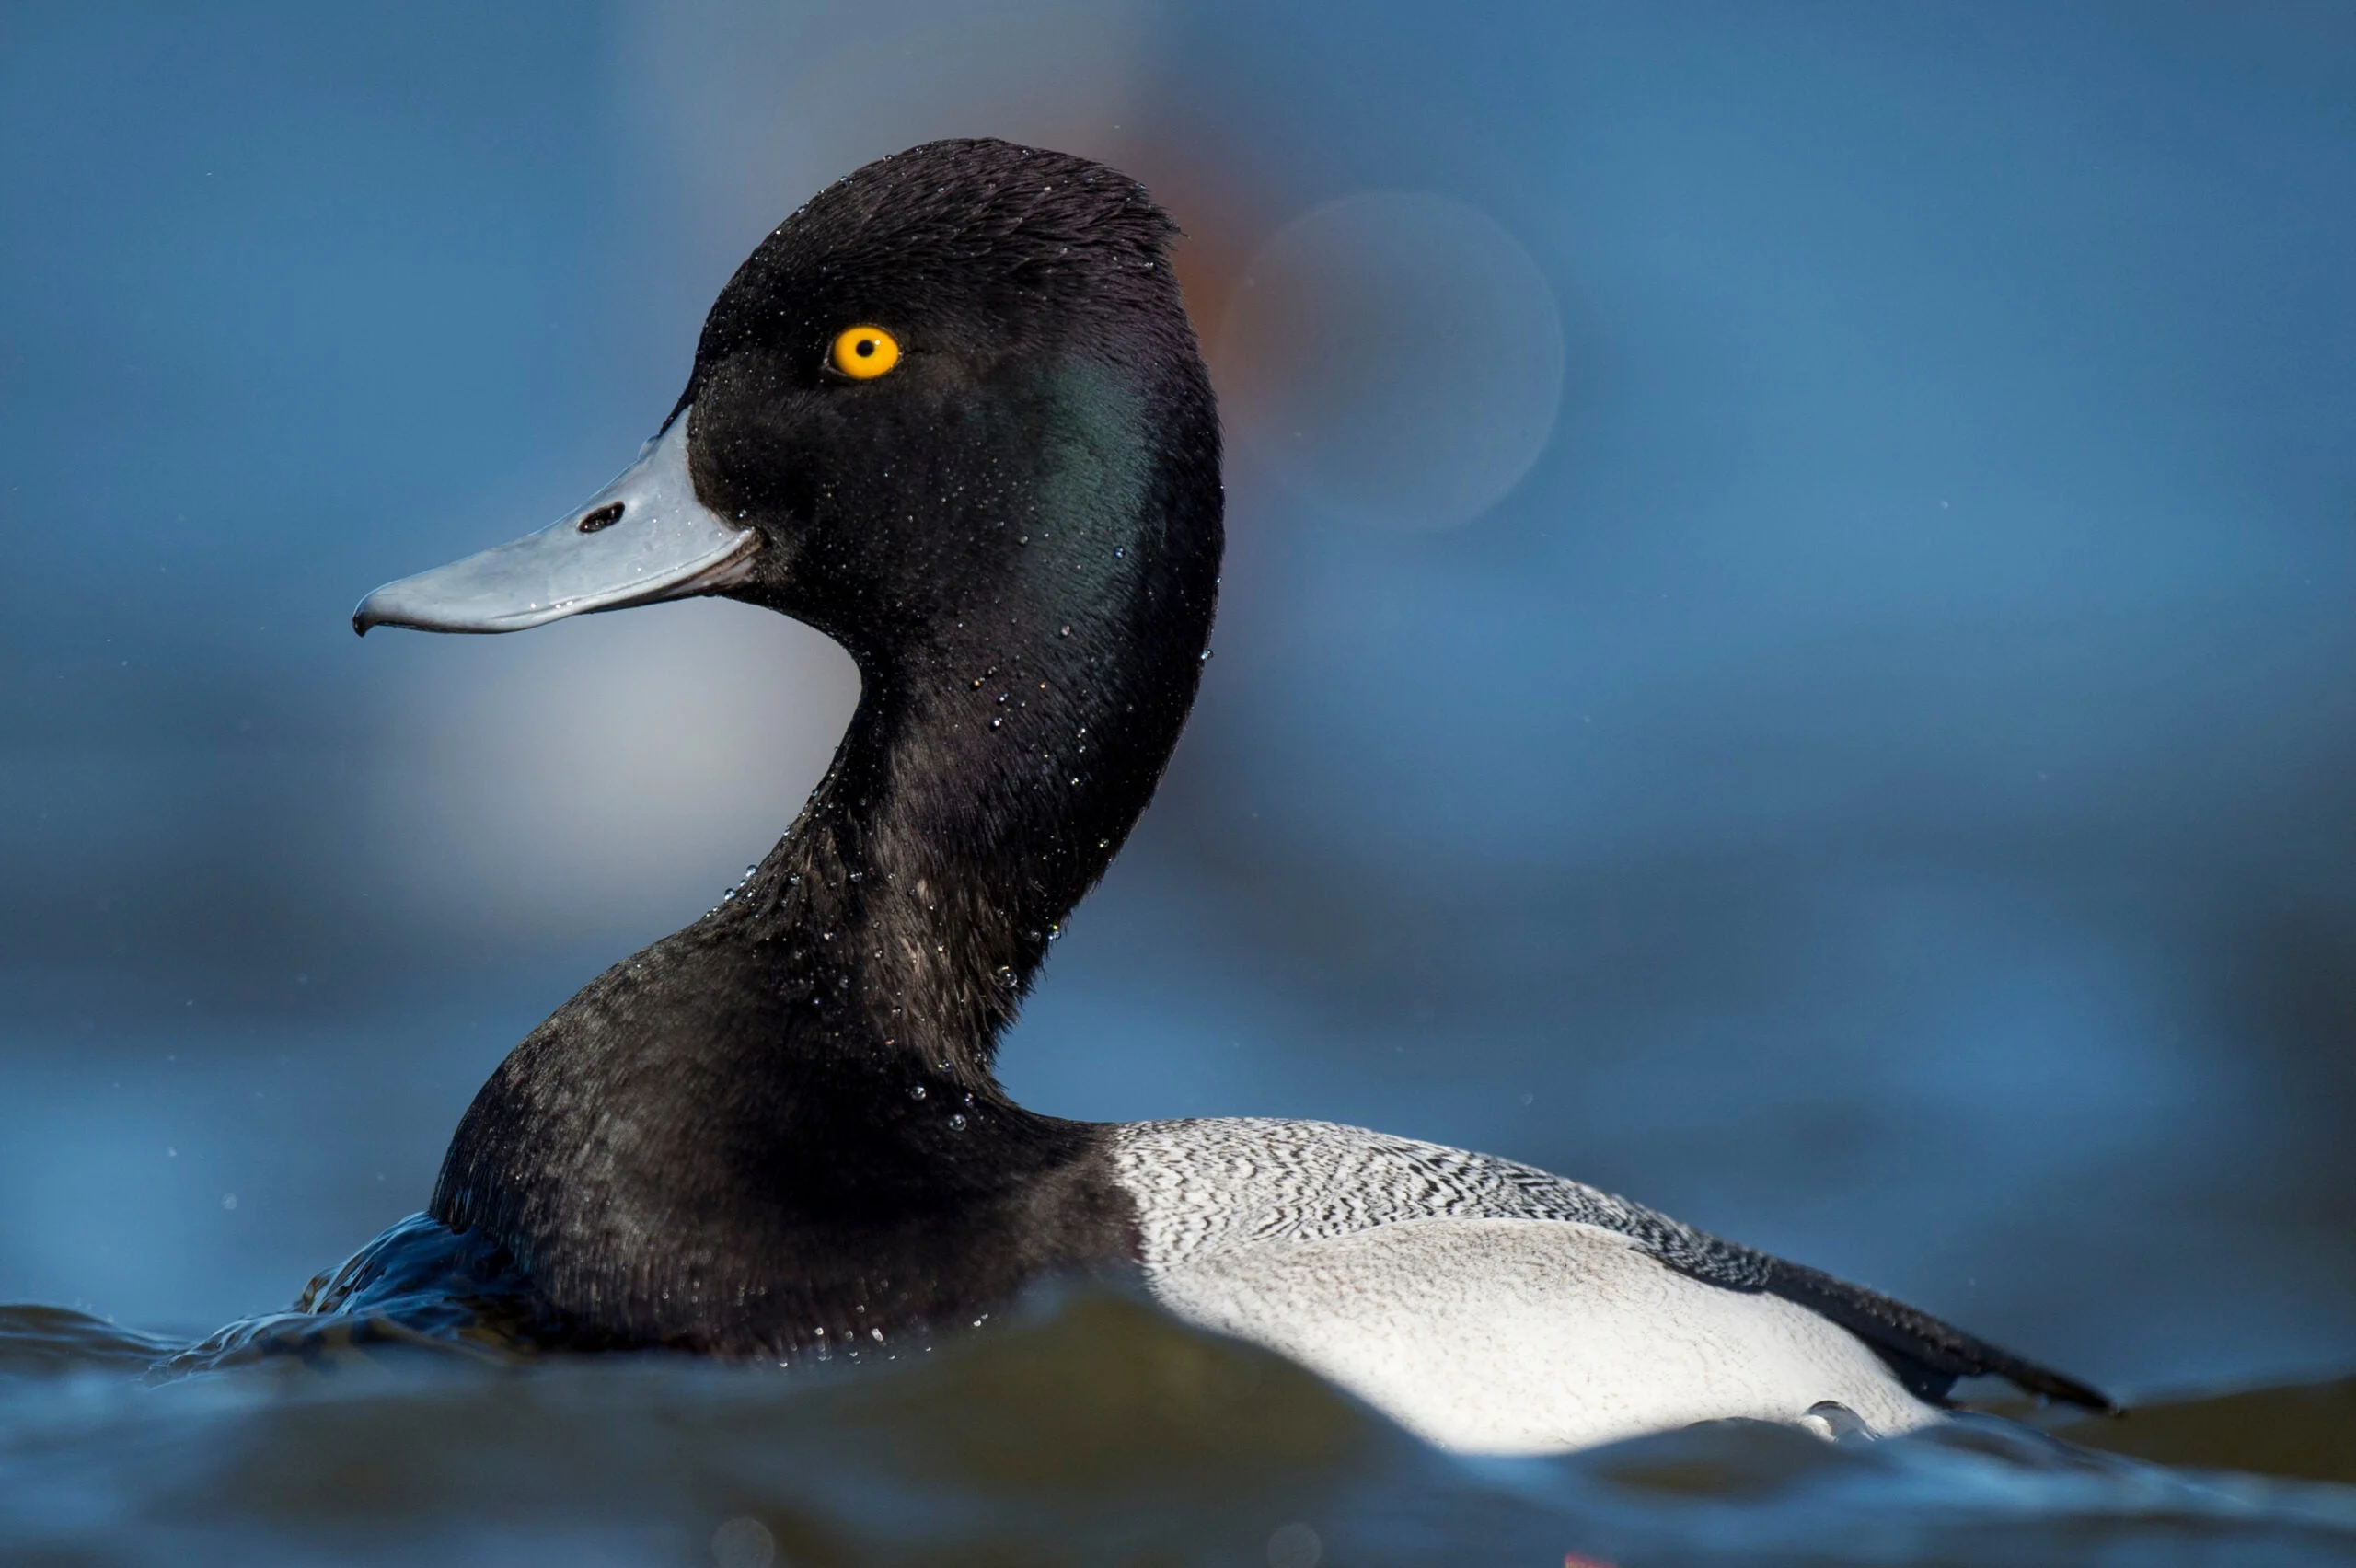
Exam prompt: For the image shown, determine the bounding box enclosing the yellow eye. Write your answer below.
[830,325,901,379]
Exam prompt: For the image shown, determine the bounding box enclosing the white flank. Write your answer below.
[1114,1119,1942,1454]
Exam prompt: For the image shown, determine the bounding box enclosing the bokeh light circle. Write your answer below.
[1218,192,1565,533]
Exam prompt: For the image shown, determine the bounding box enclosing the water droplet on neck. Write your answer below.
[947,1113,967,1131]
[909,1084,927,1101]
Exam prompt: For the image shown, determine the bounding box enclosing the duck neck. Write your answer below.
[731,565,1212,1097]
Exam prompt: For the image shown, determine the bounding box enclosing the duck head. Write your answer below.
[357,140,1218,678]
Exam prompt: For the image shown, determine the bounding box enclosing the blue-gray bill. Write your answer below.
[352,408,756,635]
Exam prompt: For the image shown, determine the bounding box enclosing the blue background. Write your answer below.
[3,0,2351,1402]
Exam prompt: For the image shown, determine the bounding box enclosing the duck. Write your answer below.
[342,137,2110,1453]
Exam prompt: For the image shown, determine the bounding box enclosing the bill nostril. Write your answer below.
[578,502,625,535]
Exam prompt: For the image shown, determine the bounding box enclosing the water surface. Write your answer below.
[3,1287,2351,1566]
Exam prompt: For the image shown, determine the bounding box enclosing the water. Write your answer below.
[2,1286,2350,1567]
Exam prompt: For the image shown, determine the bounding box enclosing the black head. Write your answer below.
[357,137,1218,679]
[687,139,1217,674]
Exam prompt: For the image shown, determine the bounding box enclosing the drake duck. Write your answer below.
[347,137,2109,1453]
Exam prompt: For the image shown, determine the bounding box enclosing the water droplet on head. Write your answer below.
[909,1084,927,1101]
[948,1113,967,1131]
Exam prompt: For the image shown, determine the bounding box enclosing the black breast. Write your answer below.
[423,915,1145,1356]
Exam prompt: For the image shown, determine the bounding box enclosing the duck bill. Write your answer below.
[352,407,757,635]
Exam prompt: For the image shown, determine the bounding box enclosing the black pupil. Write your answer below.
[855,339,875,357]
